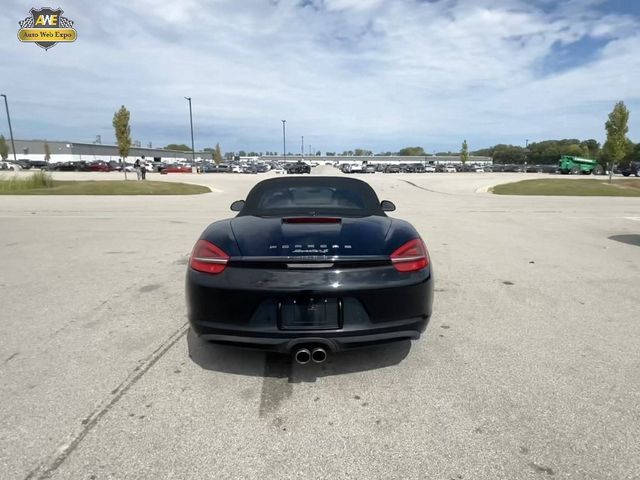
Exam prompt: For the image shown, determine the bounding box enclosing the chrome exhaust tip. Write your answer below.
[294,348,311,365]
[311,347,327,364]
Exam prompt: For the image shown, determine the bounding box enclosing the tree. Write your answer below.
[112,105,131,180]
[213,143,223,165]
[165,143,191,151]
[354,148,372,156]
[44,141,51,163]
[563,143,588,157]
[0,135,8,160]
[623,142,640,163]
[398,146,425,156]
[581,139,600,158]
[460,140,469,165]
[602,101,630,183]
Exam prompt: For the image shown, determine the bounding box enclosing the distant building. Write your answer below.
[7,139,205,163]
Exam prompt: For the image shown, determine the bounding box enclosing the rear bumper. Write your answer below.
[186,265,433,353]
[195,322,426,353]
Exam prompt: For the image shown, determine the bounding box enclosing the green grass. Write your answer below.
[491,178,640,197]
[0,174,210,195]
[0,171,54,192]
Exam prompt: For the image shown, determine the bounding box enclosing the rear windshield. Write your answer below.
[239,177,384,217]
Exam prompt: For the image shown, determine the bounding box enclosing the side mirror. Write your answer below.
[230,200,245,212]
[380,200,396,212]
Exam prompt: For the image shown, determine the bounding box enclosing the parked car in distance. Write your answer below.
[502,164,524,172]
[424,165,436,173]
[444,166,456,173]
[15,159,33,169]
[619,160,640,177]
[89,161,116,172]
[48,161,89,171]
[384,165,401,173]
[534,164,560,174]
[287,161,311,174]
[0,161,23,171]
[160,164,192,174]
[203,163,231,173]
[363,165,376,174]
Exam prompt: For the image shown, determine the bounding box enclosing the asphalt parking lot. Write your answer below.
[1,167,639,479]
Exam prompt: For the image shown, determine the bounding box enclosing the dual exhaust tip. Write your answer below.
[294,347,327,365]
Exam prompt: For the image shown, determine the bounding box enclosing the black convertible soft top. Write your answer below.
[238,176,384,217]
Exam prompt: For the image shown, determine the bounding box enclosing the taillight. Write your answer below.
[390,238,429,273]
[189,240,229,274]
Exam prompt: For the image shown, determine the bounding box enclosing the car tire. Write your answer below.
[570,166,580,174]
[593,165,604,175]
[635,169,640,177]
[623,172,630,177]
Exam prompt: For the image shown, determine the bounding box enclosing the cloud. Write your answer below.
[0,0,638,152]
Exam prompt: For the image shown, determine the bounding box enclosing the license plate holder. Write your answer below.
[279,297,340,330]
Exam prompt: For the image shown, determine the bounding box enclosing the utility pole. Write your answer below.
[282,120,286,162]
[185,97,195,162]
[301,136,304,157]
[1,94,18,162]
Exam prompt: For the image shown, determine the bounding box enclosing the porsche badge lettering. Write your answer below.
[268,244,351,253]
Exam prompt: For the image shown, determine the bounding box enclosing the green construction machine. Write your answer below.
[558,155,604,175]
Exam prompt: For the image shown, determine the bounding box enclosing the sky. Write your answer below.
[0,0,639,154]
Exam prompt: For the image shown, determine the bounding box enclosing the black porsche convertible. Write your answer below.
[186,176,433,364]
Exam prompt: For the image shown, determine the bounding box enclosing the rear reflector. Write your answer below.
[190,240,229,274]
[390,238,429,273]
[282,217,341,224]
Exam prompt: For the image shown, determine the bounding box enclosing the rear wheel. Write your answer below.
[593,165,604,175]
[635,168,640,177]
[570,166,580,174]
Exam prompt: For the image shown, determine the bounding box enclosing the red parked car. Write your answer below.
[89,161,116,172]
[160,164,192,174]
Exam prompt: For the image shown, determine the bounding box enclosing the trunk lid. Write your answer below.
[230,215,392,257]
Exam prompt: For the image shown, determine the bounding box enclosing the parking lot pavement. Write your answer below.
[1,171,639,479]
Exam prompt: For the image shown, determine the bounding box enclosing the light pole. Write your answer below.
[524,139,529,172]
[282,120,286,162]
[1,94,18,162]
[301,135,304,157]
[185,97,195,163]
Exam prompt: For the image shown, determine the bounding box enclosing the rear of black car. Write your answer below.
[186,177,433,354]
[187,253,432,352]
